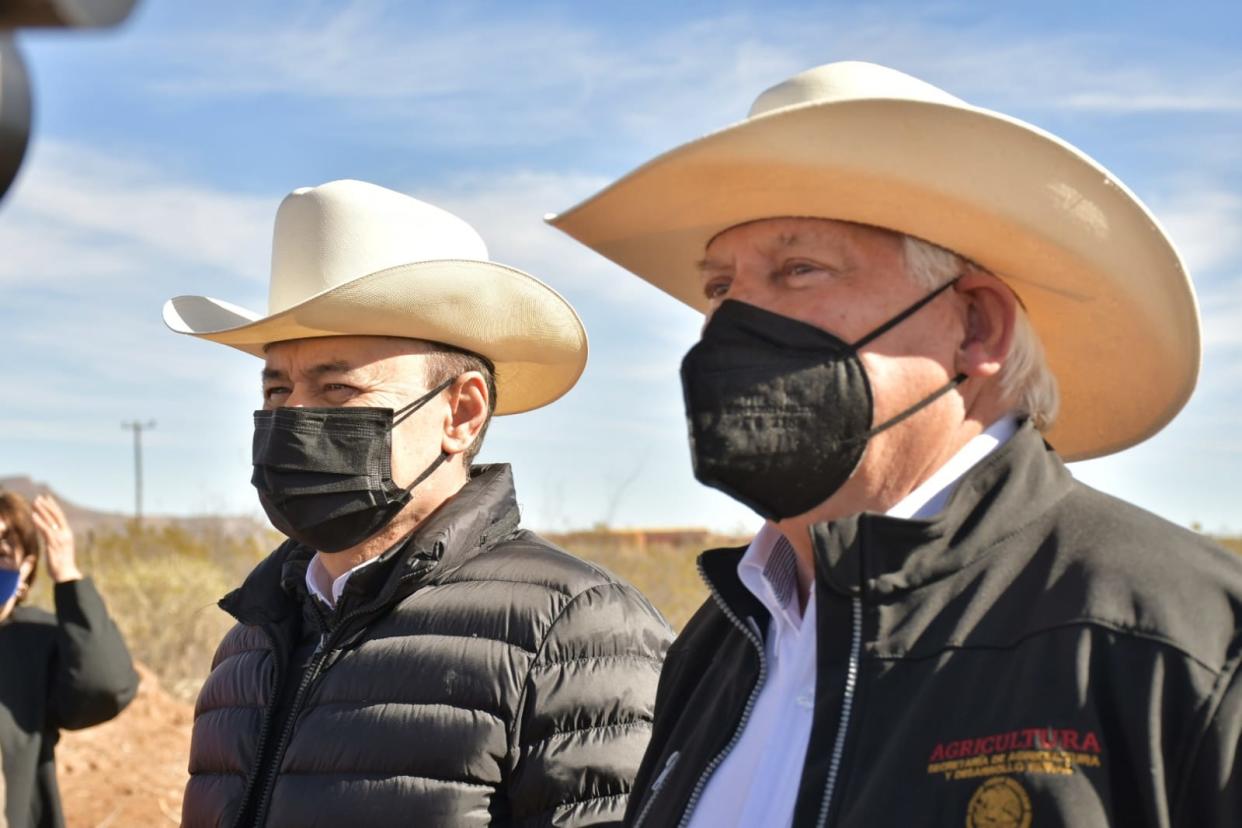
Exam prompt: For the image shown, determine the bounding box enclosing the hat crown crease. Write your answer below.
[267,179,490,314]
[162,178,589,415]
[748,60,967,118]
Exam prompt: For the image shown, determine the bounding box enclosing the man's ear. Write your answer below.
[441,372,489,458]
[953,271,1018,380]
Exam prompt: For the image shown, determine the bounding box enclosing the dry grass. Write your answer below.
[548,530,747,630]
[27,522,272,702]
[25,521,1241,704]
[24,522,729,701]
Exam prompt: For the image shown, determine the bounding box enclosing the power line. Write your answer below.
[120,420,155,523]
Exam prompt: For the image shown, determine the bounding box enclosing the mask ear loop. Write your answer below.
[388,377,457,492]
[841,276,967,446]
[857,372,967,443]
[400,451,451,493]
[390,378,456,428]
[850,275,961,351]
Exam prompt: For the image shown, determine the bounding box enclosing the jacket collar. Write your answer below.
[811,420,1073,599]
[698,421,1073,615]
[221,463,523,626]
[698,544,770,627]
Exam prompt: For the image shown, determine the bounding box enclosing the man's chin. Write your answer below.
[768,486,861,532]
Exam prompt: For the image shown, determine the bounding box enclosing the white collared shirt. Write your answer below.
[685,416,1018,828]
[304,552,383,608]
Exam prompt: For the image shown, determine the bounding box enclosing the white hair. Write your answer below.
[901,235,1060,431]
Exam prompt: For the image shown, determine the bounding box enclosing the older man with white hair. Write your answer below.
[551,62,1242,827]
[165,180,671,827]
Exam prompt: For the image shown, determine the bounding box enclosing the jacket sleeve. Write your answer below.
[508,581,673,827]
[1176,656,1242,826]
[48,577,140,730]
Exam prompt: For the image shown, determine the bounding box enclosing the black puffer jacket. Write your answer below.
[0,579,139,828]
[184,464,672,827]
[627,423,1242,827]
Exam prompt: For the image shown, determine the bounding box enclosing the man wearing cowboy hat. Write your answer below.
[165,179,672,827]
[550,62,1242,827]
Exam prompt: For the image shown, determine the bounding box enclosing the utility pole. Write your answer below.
[121,420,155,523]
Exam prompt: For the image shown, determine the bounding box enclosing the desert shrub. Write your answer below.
[27,522,273,702]
[24,521,735,700]
[25,514,1235,706]
[550,529,748,630]
[31,518,1235,704]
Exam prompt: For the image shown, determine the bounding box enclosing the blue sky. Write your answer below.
[1,1,1239,534]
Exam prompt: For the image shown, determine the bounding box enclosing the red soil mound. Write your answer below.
[56,663,192,827]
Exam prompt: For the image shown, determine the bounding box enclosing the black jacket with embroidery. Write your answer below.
[183,464,672,828]
[625,422,1242,827]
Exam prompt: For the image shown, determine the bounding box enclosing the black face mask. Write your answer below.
[680,279,965,521]
[251,379,454,553]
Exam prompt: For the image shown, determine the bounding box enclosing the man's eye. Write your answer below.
[263,387,290,399]
[782,261,821,278]
[704,278,731,300]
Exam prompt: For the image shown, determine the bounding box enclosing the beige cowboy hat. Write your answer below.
[547,61,1200,460]
[165,179,587,415]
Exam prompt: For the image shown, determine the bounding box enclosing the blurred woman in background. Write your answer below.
[0,491,138,828]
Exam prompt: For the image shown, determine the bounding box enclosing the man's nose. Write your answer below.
[716,265,766,311]
[703,271,760,329]
[282,387,317,408]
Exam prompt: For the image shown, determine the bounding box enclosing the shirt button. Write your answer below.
[796,693,814,709]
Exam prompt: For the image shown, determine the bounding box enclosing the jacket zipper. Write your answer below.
[642,557,767,828]
[631,751,680,828]
[249,629,330,827]
[814,595,862,828]
[247,588,395,827]
[227,625,286,828]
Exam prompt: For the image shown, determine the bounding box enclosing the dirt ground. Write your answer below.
[56,664,192,827]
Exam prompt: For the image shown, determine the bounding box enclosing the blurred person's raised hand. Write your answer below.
[32,495,82,584]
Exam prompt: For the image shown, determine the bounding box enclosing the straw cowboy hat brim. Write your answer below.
[165,180,587,416]
[548,62,1200,461]
[164,260,587,416]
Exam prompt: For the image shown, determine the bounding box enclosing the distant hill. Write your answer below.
[0,475,270,539]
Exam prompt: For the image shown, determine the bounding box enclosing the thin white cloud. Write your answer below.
[136,3,617,149]
[1152,186,1242,276]
[5,3,1240,530]
[0,418,124,444]
[0,214,145,286]
[2,140,272,286]
[142,2,576,98]
[1,140,700,407]
[1201,292,1242,351]
[1149,184,1242,355]
[0,139,272,465]
[123,3,1242,155]
[423,169,707,314]
[1058,93,1242,114]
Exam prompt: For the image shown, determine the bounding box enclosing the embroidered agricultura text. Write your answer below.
[926,727,1103,781]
